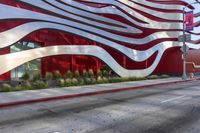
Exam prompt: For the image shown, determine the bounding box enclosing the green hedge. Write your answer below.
[1,83,12,92]
[34,81,48,89]
[0,73,170,92]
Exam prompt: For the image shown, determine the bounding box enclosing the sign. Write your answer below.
[185,11,194,31]
[178,34,191,42]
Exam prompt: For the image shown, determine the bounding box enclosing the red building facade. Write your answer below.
[0,0,199,80]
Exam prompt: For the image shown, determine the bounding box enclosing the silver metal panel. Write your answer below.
[130,0,183,10]
[21,0,138,33]
[0,21,181,62]
[79,0,182,29]
[119,0,182,20]
[18,0,140,34]
[0,0,188,77]
[60,0,182,29]
[0,4,181,46]
[0,45,180,77]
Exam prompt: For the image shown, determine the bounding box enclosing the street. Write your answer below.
[1,80,200,133]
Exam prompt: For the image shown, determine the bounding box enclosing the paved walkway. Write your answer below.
[0,77,194,107]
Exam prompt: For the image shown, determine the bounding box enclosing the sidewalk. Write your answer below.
[0,77,195,108]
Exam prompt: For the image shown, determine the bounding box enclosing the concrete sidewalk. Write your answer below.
[0,77,194,108]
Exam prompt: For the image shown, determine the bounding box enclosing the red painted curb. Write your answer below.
[0,78,198,108]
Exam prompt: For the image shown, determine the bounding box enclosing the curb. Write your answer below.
[0,78,198,108]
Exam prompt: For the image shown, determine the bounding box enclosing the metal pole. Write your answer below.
[182,8,187,80]
[181,1,200,80]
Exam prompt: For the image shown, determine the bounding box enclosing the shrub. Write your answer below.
[65,70,72,79]
[129,77,146,81]
[21,72,30,81]
[33,72,41,82]
[148,75,159,79]
[45,72,53,81]
[71,78,78,86]
[128,77,135,81]
[97,69,102,77]
[79,78,85,85]
[14,85,23,91]
[102,65,112,72]
[2,83,12,92]
[102,70,109,78]
[97,76,104,84]
[34,81,48,89]
[58,79,65,87]
[24,81,33,90]
[88,69,94,78]
[102,77,109,83]
[54,70,62,80]
[74,70,80,79]
[65,78,72,87]
[109,77,121,83]
[120,77,129,82]
[90,78,96,84]
[84,78,92,85]
[83,69,89,78]
[160,74,170,78]
[108,70,113,77]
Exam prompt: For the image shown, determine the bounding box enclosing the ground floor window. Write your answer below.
[10,41,41,80]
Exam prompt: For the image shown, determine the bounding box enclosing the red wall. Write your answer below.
[0,0,199,80]
[0,47,10,80]
[24,30,104,77]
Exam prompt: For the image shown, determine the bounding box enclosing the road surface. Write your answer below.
[0,80,200,133]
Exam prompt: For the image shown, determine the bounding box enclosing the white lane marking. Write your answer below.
[161,95,187,103]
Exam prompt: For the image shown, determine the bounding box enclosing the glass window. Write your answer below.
[11,41,41,80]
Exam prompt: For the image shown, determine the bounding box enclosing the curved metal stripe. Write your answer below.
[78,0,182,29]
[189,31,200,35]
[21,0,148,28]
[43,0,138,30]
[195,12,200,18]
[117,0,182,21]
[130,0,183,10]
[1,4,167,44]
[0,45,178,77]
[0,5,181,46]
[194,21,200,27]
[60,0,181,30]
[147,0,193,9]
[0,22,181,63]
[17,0,140,33]
[191,34,200,41]
[187,43,200,49]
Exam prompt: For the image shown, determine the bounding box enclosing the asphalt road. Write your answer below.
[1,80,200,133]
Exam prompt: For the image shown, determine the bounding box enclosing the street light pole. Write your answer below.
[181,0,199,80]
[182,9,187,80]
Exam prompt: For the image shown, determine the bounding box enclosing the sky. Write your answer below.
[189,0,200,41]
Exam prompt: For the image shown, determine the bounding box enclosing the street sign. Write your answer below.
[185,11,194,31]
[178,34,191,42]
